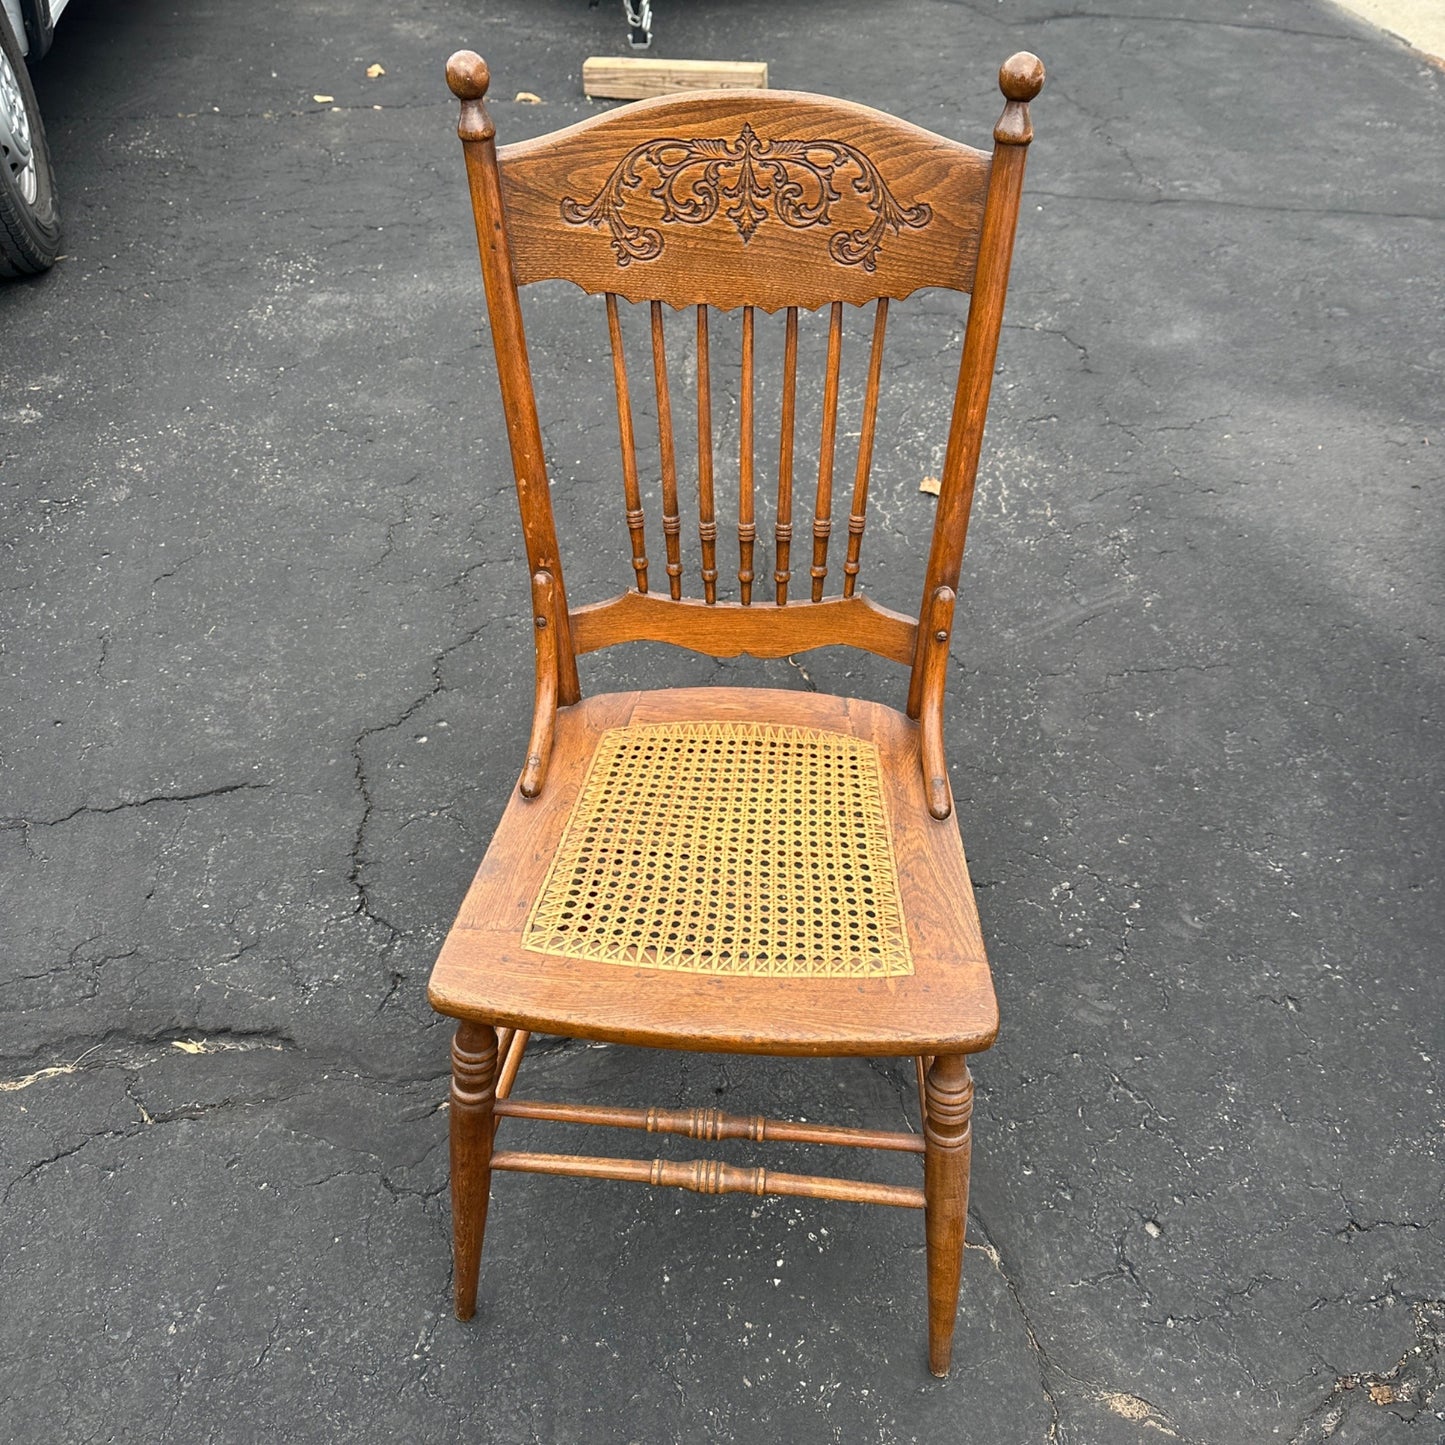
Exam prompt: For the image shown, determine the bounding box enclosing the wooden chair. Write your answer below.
[431,47,1044,1377]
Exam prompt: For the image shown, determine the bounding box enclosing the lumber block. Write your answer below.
[582,56,768,100]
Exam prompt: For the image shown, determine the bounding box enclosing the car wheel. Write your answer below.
[0,5,60,277]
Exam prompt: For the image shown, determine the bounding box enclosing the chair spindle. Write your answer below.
[605,293,649,593]
[738,304,756,605]
[650,301,683,599]
[843,299,889,597]
[696,306,718,604]
[775,307,799,605]
[811,300,844,602]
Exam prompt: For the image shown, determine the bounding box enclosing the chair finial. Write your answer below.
[994,52,1044,145]
[447,50,491,101]
[999,52,1044,104]
[447,51,495,141]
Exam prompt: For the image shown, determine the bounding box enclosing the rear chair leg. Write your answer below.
[923,1053,974,1376]
[450,1020,498,1320]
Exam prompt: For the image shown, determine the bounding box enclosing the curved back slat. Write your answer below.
[498,90,992,311]
[571,592,917,667]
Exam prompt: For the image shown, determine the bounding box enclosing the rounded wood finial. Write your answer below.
[446,50,491,101]
[999,52,1045,103]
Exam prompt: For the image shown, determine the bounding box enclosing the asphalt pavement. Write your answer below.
[1,0,1441,1441]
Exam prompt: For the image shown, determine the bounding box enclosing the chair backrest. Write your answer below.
[446,51,1043,810]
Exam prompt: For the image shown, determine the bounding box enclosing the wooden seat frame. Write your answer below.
[431,48,1044,1377]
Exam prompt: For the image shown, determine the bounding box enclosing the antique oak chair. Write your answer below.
[431,48,1044,1376]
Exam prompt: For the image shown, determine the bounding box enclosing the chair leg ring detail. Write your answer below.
[450,1021,498,1321]
[923,1054,974,1377]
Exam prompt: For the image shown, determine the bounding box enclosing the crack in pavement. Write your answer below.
[1,780,270,833]
[966,1205,1205,1442]
[347,616,501,941]
[0,1028,292,1092]
[1290,1301,1445,1443]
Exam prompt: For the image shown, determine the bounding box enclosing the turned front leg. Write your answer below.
[923,1053,974,1376]
[450,1019,498,1320]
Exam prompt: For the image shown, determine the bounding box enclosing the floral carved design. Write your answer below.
[560,122,933,271]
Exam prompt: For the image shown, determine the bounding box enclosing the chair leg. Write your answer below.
[922,1052,974,1377]
[450,1019,498,1320]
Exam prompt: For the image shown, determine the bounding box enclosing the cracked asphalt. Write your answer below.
[2,0,1442,1441]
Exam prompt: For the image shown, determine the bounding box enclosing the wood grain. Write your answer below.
[492,1149,925,1208]
[606,293,650,594]
[774,306,799,604]
[910,52,1042,713]
[738,306,756,603]
[916,584,957,819]
[495,1028,530,1100]
[695,306,719,602]
[568,591,918,664]
[440,47,1044,1375]
[449,1020,498,1320]
[498,91,990,312]
[843,299,889,597]
[450,56,581,703]
[428,688,996,1057]
[650,300,684,598]
[495,1097,926,1152]
[923,1054,974,1375]
[810,300,845,601]
[582,56,769,102]
[518,570,559,798]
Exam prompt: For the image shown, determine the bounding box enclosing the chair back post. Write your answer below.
[448,52,582,706]
[907,53,1044,719]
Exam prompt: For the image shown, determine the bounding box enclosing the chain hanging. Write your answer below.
[623,0,653,49]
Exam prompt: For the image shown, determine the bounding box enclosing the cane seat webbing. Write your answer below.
[522,720,914,978]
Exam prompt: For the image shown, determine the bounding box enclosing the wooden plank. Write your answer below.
[582,56,768,101]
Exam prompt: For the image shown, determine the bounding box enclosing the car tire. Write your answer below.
[0,5,60,277]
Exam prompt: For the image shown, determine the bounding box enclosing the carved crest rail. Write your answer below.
[561,122,934,270]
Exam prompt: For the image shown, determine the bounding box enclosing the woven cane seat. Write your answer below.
[523,719,913,979]
[430,688,997,1057]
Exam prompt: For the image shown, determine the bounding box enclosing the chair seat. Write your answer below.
[428,687,997,1056]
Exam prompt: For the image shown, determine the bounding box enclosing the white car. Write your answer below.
[0,0,67,275]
